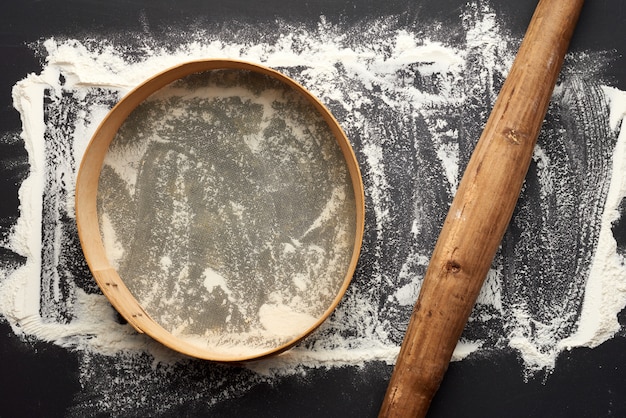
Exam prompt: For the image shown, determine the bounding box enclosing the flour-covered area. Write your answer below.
[1,1,626,415]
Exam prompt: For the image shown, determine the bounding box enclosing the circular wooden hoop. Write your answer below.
[75,59,365,362]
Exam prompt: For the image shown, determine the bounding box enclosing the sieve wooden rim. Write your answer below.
[75,59,365,362]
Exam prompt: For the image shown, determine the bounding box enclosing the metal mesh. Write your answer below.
[96,69,356,356]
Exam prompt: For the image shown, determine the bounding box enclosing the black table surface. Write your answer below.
[1,1,626,417]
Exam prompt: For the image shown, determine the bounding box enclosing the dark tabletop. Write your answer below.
[1,1,626,417]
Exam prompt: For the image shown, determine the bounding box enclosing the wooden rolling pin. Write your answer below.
[379,0,585,416]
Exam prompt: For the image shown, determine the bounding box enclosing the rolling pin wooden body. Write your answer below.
[379,1,585,416]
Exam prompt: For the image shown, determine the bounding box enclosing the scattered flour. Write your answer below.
[559,87,626,350]
[1,4,625,411]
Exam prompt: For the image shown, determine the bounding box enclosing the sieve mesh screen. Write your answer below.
[96,69,357,357]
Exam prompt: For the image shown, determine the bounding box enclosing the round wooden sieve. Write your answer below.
[75,59,365,362]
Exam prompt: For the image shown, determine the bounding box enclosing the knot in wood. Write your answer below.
[503,128,528,145]
[445,260,461,274]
